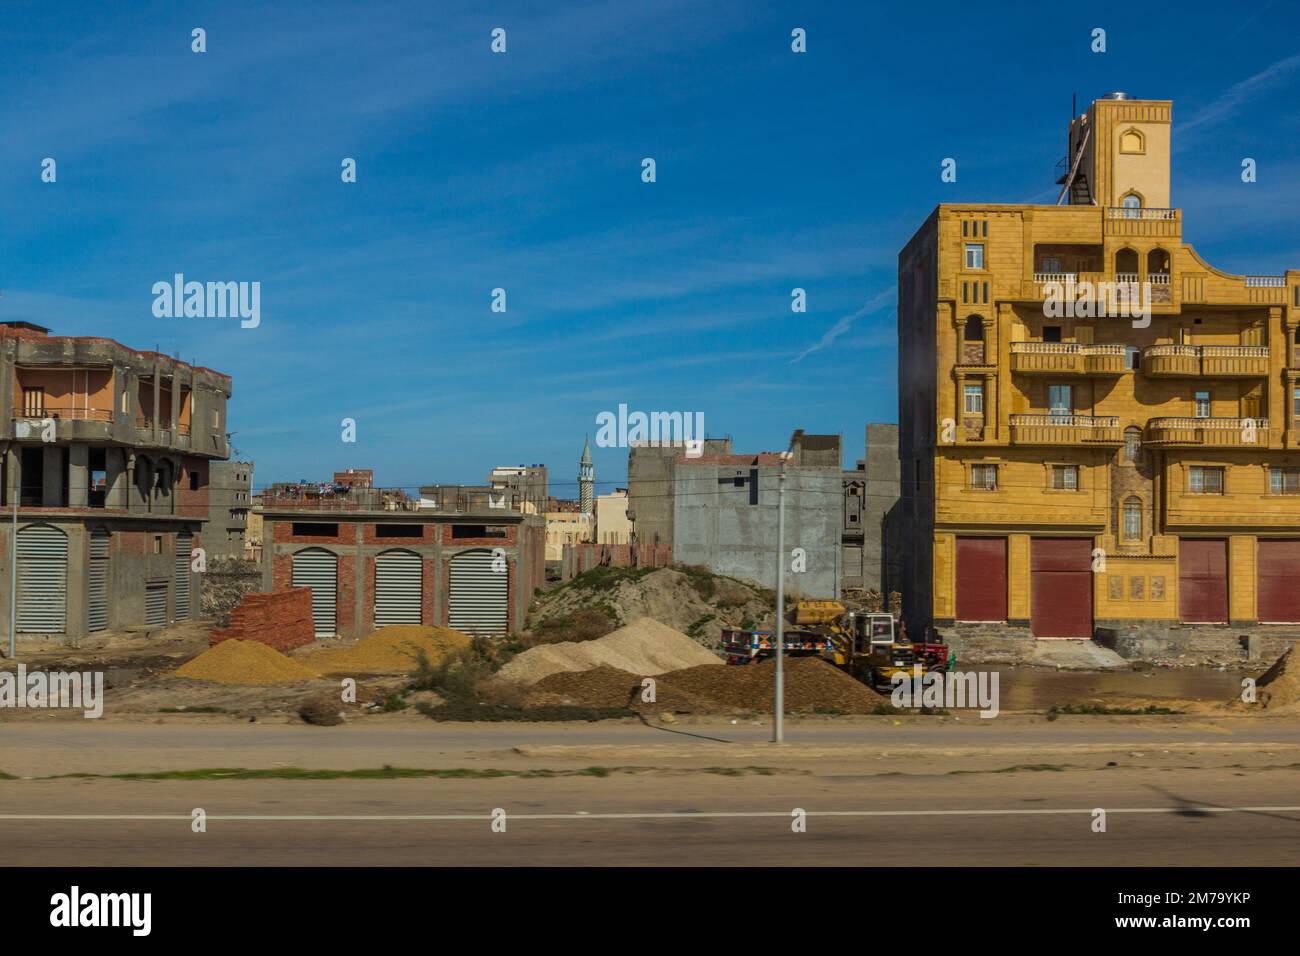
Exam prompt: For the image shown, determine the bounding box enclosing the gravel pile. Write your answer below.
[528,656,884,714]
[497,617,721,686]
[1255,648,1300,709]
[174,639,321,685]
[301,625,469,675]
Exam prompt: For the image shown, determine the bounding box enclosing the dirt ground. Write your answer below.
[1,621,1294,724]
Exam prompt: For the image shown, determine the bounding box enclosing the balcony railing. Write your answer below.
[1033,272,1077,284]
[1010,342,1126,376]
[12,406,113,422]
[1010,414,1122,446]
[1105,206,1178,221]
[1142,345,1270,378]
[1245,276,1285,288]
[264,488,421,512]
[1146,417,1269,447]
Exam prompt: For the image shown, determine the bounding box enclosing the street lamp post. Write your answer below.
[773,430,801,744]
[4,441,14,660]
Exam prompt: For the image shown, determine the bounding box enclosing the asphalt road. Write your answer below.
[2,717,1299,865]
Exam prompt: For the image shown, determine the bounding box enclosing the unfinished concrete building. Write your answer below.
[626,437,732,547]
[0,322,232,642]
[671,434,844,598]
[208,460,253,558]
[260,490,545,638]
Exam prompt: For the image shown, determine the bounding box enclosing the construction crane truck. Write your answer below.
[794,601,950,688]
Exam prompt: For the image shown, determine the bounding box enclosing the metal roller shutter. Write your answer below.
[17,524,67,634]
[955,537,1006,622]
[1179,538,1228,623]
[145,582,167,626]
[88,530,110,632]
[174,531,192,621]
[449,549,508,636]
[1258,540,1300,623]
[293,548,338,637]
[1030,538,1093,638]
[375,549,422,627]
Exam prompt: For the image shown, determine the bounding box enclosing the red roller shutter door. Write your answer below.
[956,537,1006,622]
[1179,539,1228,623]
[1258,540,1300,623]
[1030,538,1093,638]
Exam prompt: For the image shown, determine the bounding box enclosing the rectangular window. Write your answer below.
[970,464,998,490]
[1293,387,1300,418]
[1041,257,1062,273]
[1195,390,1211,418]
[21,387,44,417]
[1043,326,1062,343]
[1051,465,1079,490]
[1188,466,1224,494]
[292,522,339,537]
[1048,384,1073,421]
[452,524,507,539]
[964,384,984,415]
[964,243,984,270]
[375,523,422,537]
[1271,468,1300,495]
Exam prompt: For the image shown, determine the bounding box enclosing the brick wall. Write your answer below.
[177,457,210,518]
[209,587,314,651]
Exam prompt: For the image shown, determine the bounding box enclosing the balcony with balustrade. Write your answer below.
[1010,342,1127,376]
[1009,414,1122,446]
[1145,417,1269,447]
[1142,345,1270,378]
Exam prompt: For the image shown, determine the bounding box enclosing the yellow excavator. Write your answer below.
[791,600,944,688]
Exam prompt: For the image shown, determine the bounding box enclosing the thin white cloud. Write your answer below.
[790,287,895,363]
[1176,51,1300,146]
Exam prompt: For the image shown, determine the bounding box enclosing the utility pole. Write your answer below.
[773,429,802,743]
[4,441,15,660]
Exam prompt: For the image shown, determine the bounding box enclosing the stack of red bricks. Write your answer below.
[210,587,315,652]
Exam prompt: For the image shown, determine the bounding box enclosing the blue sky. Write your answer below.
[3,0,1299,495]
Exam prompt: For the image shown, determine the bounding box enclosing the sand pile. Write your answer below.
[175,640,321,685]
[301,625,470,674]
[528,656,884,714]
[497,617,721,686]
[1254,648,1300,709]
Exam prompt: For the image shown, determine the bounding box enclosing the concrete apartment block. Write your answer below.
[671,441,843,598]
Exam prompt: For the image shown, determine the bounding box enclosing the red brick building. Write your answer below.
[260,495,545,638]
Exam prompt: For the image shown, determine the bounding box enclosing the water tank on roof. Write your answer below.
[1102,91,1130,100]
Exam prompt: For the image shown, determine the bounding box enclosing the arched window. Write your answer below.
[1121,193,1142,219]
[1115,248,1139,279]
[1147,247,1170,276]
[1123,497,1142,540]
[1123,426,1142,463]
[1119,129,1145,154]
[964,315,984,341]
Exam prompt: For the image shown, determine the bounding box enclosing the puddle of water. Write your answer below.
[968,666,1244,710]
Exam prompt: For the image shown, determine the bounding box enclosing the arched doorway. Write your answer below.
[17,524,68,634]
[448,549,508,636]
[293,547,339,637]
[374,549,422,627]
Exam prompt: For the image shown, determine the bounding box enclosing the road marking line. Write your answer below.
[1,806,1298,821]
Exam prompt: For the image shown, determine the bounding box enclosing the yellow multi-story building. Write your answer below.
[898,93,1300,650]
